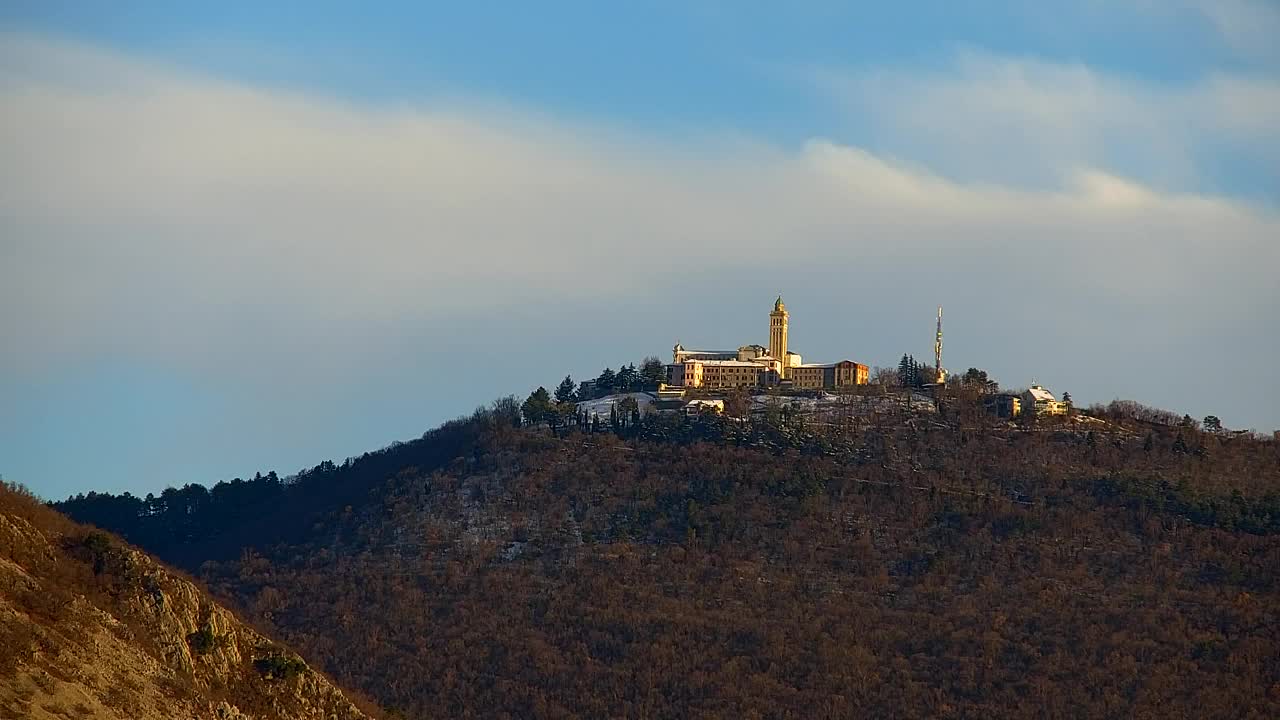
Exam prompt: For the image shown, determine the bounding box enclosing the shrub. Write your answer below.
[186,627,227,655]
[253,654,308,681]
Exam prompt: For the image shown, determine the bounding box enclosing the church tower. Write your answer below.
[769,295,789,373]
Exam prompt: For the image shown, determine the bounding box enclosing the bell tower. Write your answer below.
[768,295,789,373]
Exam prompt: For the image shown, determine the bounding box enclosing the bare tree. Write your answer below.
[869,366,898,390]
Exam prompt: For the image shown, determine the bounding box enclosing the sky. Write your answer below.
[2,1,1278,501]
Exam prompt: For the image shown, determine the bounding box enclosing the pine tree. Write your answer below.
[616,364,639,391]
[555,375,577,403]
[901,355,923,388]
[597,367,617,393]
[521,387,553,426]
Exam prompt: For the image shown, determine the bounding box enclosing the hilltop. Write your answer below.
[0,483,379,720]
[55,397,1280,718]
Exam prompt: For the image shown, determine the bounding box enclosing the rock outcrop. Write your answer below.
[0,486,375,720]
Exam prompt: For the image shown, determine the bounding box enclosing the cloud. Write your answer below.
[1183,0,1280,63]
[1,31,1278,449]
[809,49,1280,198]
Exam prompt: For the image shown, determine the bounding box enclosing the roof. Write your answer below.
[1025,385,1057,402]
[795,360,864,369]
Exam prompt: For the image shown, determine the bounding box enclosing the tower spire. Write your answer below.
[769,295,790,377]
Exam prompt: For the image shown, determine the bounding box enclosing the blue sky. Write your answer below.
[2,1,1278,500]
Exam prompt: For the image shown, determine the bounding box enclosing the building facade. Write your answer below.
[985,394,1022,419]
[1022,385,1068,416]
[790,361,870,389]
[666,297,866,390]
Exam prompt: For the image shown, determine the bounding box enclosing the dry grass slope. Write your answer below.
[0,482,379,720]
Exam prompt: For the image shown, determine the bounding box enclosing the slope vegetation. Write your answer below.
[58,402,1280,718]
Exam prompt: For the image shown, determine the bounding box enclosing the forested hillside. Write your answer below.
[56,398,1280,718]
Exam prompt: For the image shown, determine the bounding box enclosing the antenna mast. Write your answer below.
[934,306,944,383]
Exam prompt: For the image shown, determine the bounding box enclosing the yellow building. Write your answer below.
[1022,385,1068,416]
[790,361,870,389]
[667,296,867,391]
[696,360,768,388]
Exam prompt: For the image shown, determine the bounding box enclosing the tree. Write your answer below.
[596,368,617,394]
[617,396,640,428]
[962,368,998,393]
[521,387,554,426]
[869,366,898,388]
[724,388,750,418]
[899,355,927,388]
[555,376,577,404]
[616,364,639,392]
[1203,415,1222,433]
[640,356,667,386]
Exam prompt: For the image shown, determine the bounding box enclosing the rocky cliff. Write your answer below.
[0,484,376,720]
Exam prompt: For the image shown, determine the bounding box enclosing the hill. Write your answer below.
[0,483,379,720]
[55,398,1280,718]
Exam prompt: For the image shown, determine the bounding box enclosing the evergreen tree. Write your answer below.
[555,375,577,403]
[962,368,997,393]
[597,367,617,393]
[640,356,666,386]
[899,355,924,388]
[616,364,639,391]
[521,387,554,426]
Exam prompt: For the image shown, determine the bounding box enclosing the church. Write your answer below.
[667,297,869,390]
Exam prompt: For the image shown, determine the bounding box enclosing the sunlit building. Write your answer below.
[667,297,867,390]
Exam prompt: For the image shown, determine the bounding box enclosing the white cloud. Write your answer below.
[810,49,1280,196]
[1,32,1278,433]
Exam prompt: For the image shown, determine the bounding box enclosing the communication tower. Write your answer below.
[933,306,946,384]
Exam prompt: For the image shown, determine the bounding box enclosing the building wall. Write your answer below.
[986,395,1021,418]
[683,362,703,388]
[790,362,868,389]
[790,366,826,389]
[833,361,869,387]
[699,363,764,388]
[672,361,768,389]
[1032,400,1068,416]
